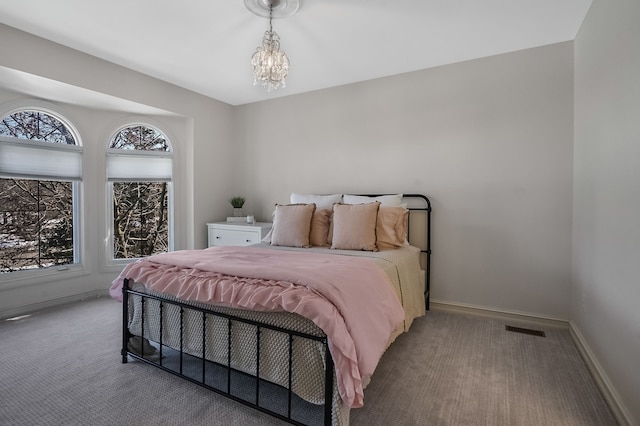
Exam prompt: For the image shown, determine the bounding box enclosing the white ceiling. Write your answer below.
[0,0,592,106]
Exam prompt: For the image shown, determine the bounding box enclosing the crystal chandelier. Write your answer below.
[247,0,298,92]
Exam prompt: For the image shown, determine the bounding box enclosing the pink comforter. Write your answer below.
[110,246,404,408]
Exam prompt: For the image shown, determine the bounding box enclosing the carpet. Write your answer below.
[0,297,617,425]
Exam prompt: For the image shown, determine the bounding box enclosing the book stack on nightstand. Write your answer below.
[207,222,272,247]
[226,216,249,223]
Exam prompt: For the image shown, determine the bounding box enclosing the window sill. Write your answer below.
[0,265,90,291]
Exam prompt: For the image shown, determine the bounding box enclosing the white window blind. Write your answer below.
[0,136,82,180]
[106,149,172,181]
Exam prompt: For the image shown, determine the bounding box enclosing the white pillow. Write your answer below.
[343,194,403,207]
[290,193,342,208]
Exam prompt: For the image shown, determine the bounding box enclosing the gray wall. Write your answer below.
[573,0,640,424]
[0,24,235,316]
[236,42,575,320]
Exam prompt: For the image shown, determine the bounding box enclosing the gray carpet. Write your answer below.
[0,297,617,426]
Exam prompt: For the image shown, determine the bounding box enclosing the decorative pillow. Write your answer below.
[376,206,409,250]
[331,202,380,251]
[261,228,273,243]
[290,193,342,208]
[270,203,316,248]
[309,208,332,247]
[343,193,403,207]
[260,208,278,243]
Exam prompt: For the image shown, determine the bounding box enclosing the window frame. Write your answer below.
[0,104,84,282]
[106,123,174,266]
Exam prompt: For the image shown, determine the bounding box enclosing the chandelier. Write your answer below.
[245,0,299,92]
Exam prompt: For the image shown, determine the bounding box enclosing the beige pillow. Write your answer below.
[309,208,332,247]
[331,202,380,251]
[376,206,409,250]
[270,203,316,248]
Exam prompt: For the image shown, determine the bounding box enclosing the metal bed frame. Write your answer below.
[120,194,431,426]
[122,279,333,425]
[363,194,432,309]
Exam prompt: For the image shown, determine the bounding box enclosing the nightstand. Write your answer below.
[207,222,272,247]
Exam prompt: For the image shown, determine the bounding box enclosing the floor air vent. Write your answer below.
[505,325,546,337]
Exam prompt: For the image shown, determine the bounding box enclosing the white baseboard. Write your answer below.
[569,321,634,426]
[430,299,569,329]
[1,289,108,320]
[428,299,632,426]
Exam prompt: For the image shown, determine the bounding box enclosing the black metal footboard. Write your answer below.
[121,278,334,426]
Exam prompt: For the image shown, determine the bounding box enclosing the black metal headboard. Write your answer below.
[360,194,432,310]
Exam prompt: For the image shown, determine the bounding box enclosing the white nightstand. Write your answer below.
[207,222,272,247]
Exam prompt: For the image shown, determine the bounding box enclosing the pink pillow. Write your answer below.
[376,206,409,250]
[270,203,316,248]
[309,208,332,247]
[331,202,380,251]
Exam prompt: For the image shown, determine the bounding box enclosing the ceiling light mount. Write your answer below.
[244,0,299,19]
[246,0,298,92]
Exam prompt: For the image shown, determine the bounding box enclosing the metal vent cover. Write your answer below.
[505,325,546,337]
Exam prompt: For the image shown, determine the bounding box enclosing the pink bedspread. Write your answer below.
[110,246,404,408]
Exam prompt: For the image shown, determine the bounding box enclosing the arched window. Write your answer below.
[107,124,173,260]
[0,109,82,273]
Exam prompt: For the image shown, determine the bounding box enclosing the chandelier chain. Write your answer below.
[269,5,273,34]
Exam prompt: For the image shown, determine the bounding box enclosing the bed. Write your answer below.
[110,193,432,426]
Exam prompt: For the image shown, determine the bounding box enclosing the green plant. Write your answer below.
[229,196,245,208]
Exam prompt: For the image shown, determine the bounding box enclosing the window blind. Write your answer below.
[0,136,82,180]
[106,149,172,181]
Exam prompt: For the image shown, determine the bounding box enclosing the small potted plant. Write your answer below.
[229,196,246,217]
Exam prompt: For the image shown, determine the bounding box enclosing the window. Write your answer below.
[0,109,82,273]
[107,125,172,260]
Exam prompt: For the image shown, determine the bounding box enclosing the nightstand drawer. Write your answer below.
[207,222,272,247]
[210,228,261,246]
